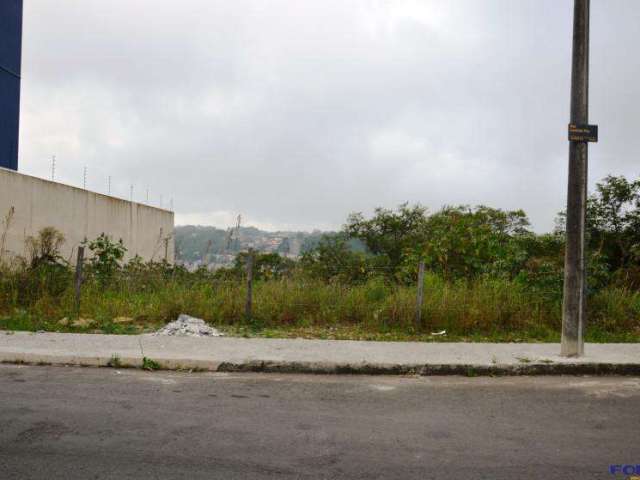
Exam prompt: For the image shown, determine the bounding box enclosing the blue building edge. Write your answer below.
[0,0,23,171]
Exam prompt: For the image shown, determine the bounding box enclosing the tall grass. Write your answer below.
[1,264,638,341]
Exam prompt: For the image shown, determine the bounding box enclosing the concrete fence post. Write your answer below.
[245,249,254,320]
[74,246,85,316]
[415,260,425,329]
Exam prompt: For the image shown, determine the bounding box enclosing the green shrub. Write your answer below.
[84,233,127,284]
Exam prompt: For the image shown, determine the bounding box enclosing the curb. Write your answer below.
[3,354,640,376]
[216,361,640,376]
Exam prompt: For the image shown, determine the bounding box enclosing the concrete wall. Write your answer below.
[0,168,174,264]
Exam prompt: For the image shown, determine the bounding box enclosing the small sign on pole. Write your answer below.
[568,124,598,142]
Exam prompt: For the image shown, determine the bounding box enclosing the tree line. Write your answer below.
[217,174,640,295]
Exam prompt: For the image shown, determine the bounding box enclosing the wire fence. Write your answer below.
[3,247,633,338]
[45,156,174,211]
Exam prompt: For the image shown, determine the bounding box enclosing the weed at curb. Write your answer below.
[107,354,121,368]
[142,357,160,371]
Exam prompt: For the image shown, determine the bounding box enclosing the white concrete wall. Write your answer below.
[0,168,174,264]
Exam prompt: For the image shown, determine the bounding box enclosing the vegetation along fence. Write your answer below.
[1,174,639,342]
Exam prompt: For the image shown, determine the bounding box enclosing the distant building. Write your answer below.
[0,3,178,264]
[0,0,23,171]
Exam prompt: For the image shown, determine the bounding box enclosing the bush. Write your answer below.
[26,227,66,268]
[84,233,127,284]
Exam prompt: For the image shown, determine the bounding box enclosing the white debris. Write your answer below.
[155,314,223,337]
[430,330,447,336]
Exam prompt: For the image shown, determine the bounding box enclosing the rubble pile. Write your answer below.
[155,314,223,337]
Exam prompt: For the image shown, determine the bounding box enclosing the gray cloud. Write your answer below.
[18,0,640,231]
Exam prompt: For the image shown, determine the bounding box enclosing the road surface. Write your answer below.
[0,365,638,479]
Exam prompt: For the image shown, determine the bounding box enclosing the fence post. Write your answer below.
[245,248,254,320]
[74,246,85,316]
[415,259,425,328]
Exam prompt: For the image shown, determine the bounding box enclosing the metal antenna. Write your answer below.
[83,166,87,189]
[170,198,174,211]
[235,214,242,251]
[225,214,242,251]
[108,176,111,195]
[146,188,149,203]
[51,155,56,181]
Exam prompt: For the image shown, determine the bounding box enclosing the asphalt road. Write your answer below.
[0,366,638,479]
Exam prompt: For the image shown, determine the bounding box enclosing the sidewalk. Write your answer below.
[1,331,639,375]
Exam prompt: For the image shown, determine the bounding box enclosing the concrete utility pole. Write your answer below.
[561,0,592,357]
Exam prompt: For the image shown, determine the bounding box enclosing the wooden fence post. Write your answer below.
[245,249,254,320]
[74,246,85,316]
[415,260,425,328]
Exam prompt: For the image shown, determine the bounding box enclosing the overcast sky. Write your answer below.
[18,0,640,232]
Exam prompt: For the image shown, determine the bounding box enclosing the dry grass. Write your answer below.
[1,266,638,342]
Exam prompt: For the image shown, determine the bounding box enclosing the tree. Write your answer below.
[586,175,640,270]
[414,206,531,279]
[345,203,428,269]
[299,233,370,283]
[232,251,295,281]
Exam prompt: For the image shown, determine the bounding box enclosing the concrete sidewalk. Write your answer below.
[1,330,639,375]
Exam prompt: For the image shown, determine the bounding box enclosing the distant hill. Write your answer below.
[174,225,328,263]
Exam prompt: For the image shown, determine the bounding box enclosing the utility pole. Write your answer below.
[561,0,596,357]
